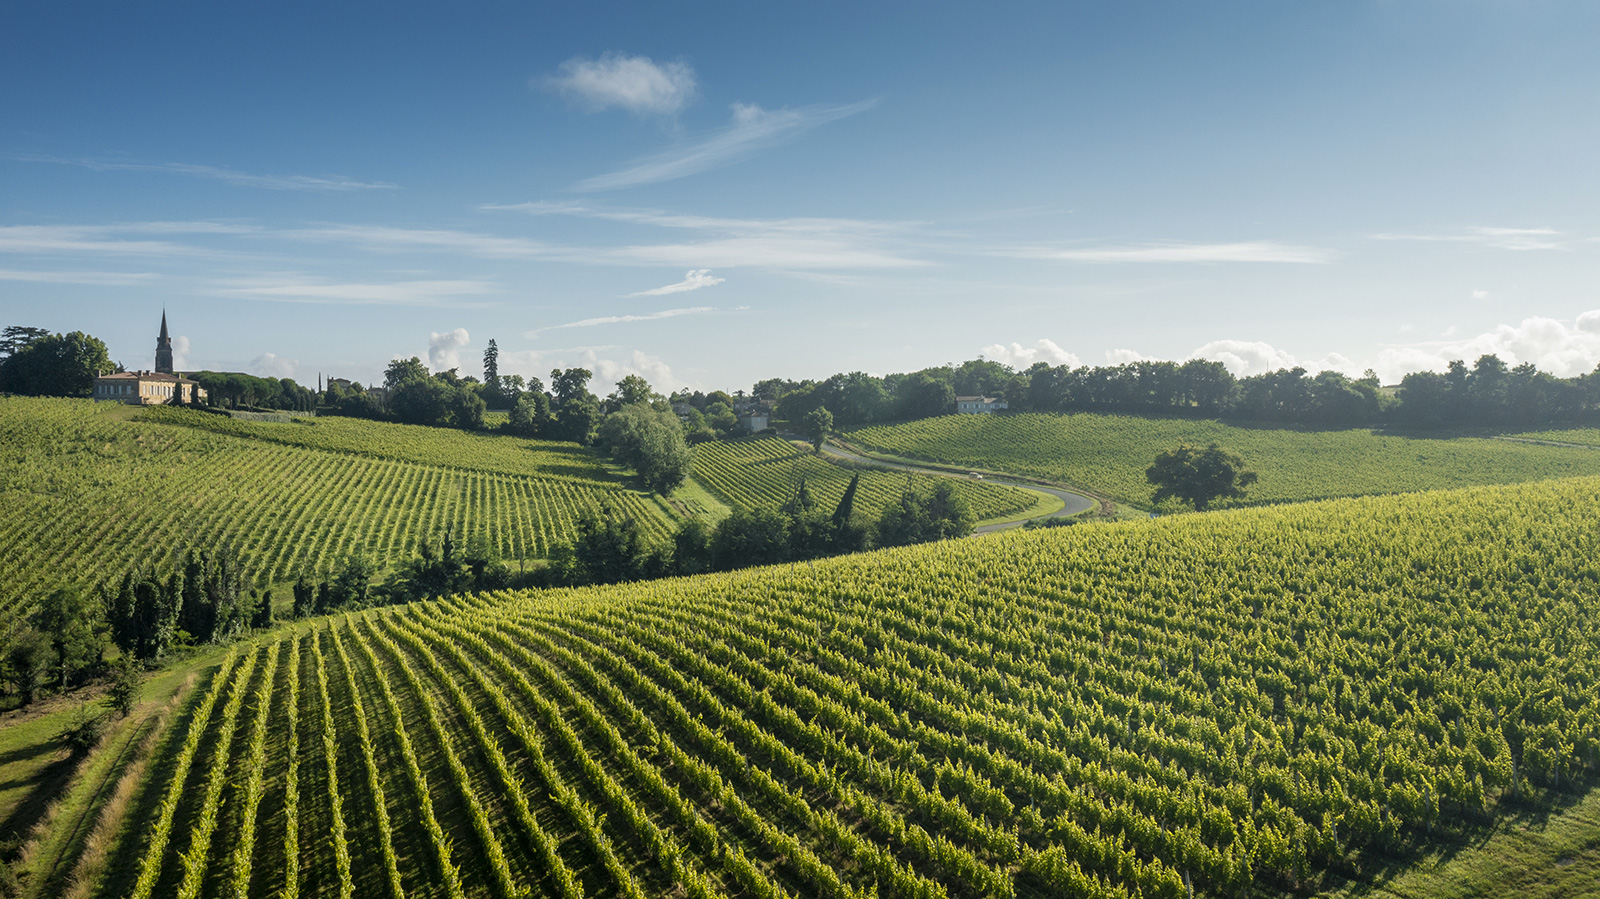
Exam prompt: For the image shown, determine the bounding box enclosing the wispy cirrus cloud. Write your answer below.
[215,275,498,306]
[1369,226,1568,251]
[13,154,397,191]
[999,240,1338,264]
[543,53,697,115]
[0,222,248,256]
[574,99,877,191]
[628,269,724,296]
[524,305,716,339]
[283,224,560,259]
[0,267,158,285]
[485,201,929,270]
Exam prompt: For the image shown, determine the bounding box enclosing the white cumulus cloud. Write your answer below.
[586,348,686,395]
[249,352,297,378]
[979,339,1081,369]
[172,336,191,371]
[1105,348,1154,365]
[1375,312,1600,381]
[428,328,471,372]
[1186,339,1298,377]
[1184,340,1361,378]
[628,269,724,296]
[545,53,696,115]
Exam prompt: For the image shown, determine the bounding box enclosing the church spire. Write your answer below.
[155,310,174,374]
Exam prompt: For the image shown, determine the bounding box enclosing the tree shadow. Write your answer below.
[0,748,77,851]
[1313,786,1593,896]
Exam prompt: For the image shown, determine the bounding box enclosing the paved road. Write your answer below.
[816,441,1096,534]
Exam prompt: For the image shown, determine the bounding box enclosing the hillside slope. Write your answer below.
[53,474,1600,899]
[848,413,1600,509]
[0,398,675,623]
[689,436,1041,522]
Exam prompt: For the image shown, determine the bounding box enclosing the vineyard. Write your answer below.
[136,407,623,485]
[847,413,1600,509]
[0,398,676,625]
[689,437,1041,522]
[46,474,1600,898]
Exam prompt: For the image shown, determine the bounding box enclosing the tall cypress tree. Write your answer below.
[483,339,501,403]
[831,473,860,527]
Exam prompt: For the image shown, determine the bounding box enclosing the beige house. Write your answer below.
[94,370,207,405]
[955,395,1008,414]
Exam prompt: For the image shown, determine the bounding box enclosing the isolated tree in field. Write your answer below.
[1146,442,1258,511]
[803,407,833,454]
[596,403,692,494]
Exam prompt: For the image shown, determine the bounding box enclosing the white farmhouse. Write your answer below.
[955,395,1008,414]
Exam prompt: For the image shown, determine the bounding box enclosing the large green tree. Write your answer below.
[31,587,104,690]
[876,480,973,546]
[596,402,691,494]
[507,390,553,437]
[0,330,114,396]
[1146,443,1258,511]
[803,407,834,454]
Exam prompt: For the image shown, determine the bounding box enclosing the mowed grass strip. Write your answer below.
[848,412,1600,509]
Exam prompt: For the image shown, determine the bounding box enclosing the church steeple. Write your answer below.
[155,309,175,374]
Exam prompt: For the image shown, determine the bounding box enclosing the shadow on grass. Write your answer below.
[1310,785,1594,898]
[0,750,77,852]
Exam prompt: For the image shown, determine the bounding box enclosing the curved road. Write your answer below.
[817,441,1096,534]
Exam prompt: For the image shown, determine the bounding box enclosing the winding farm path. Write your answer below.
[815,438,1097,534]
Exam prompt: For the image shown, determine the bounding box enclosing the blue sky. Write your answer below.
[4,1,1600,393]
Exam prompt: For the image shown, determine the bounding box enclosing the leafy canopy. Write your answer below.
[1146,442,1258,511]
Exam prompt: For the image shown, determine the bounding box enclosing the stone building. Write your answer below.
[94,312,207,405]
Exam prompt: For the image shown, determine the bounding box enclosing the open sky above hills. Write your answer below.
[3,1,1600,394]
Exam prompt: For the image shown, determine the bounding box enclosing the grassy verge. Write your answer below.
[672,476,734,522]
[1321,787,1600,899]
[0,655,205,898]
[971,486,1066,527]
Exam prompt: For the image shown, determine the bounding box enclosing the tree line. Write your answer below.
[550,473,973,587]
[0,545,270,707]
[764,355,1600,430]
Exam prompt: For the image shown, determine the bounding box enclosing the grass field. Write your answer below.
[689,436,1041,524]
[847,413,1600,510]
[12,474,1597,899]
[0,398,677,625]
[1506,427,1600,448]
